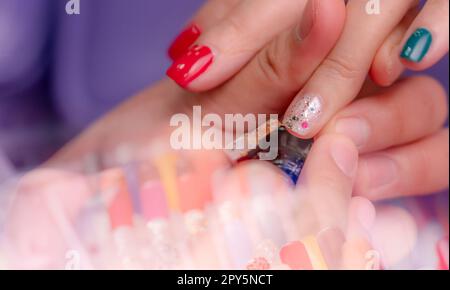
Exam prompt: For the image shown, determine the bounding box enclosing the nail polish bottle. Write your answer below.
[253,126,312,184]
[269,126,313,184]
[226,122,313,184]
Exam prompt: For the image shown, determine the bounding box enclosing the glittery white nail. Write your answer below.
[283,95,323,136]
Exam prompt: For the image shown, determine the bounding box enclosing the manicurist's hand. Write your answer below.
[319,76,449,200]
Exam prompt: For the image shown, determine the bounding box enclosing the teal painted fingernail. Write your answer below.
[401,28,432,63]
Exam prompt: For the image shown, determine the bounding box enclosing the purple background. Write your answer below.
[0,0,448,172]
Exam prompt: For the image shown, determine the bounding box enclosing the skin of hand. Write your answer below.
[165,0,449,140]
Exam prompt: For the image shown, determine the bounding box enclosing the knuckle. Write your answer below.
[413,76,448,128]
[255,41,286,86]
[424,78,448,127]
[413,146,432,190]
[321,55,365,83]
[225,16,244,38]
[221,17,258,55]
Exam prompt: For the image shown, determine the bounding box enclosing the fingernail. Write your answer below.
[296,0,317,41]
[401,28,432,63]
[168,24,202,60]
[360,155,398,198]
[330,138,358,178]
[335,117,371,149]
[349,197,376,235]
[280,241,313,270]
[283,95,323,137]
[166,45,213,88]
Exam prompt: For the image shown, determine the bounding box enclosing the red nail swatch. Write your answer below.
[279,241,313,270]
[166,45,213,88]
[101,169,134,230]
[168,24,202,60]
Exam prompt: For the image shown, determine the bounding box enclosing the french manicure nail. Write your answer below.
[166,45,213,88]
[401,28,432,63]
[283,95,323,137]
[168,24,202,60]
[335,117,371,149]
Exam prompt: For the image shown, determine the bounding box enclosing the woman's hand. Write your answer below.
[319,76,449,200]
[165,0,449,139]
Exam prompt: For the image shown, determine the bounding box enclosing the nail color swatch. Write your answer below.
[100,169,134,229]
[302,236,328,270]
[155,153,181,211]
[140,180,169,221]
[280,241,313,270]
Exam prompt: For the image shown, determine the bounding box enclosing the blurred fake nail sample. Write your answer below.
[251,195,287,247]
[140,181,169,221]
[220,202,253,269]
[279,241,313,270]
[401,28,432,63]
[437,236,449,270]
[224,219,253,269]
[155,153,181,212]
[168,24,202,60]
[317,227,346,270]
[302,236,328,270]
[123,164,142,215]
[177,157,213,213]
[283,95,323,137]
[246,257,271,270]
[166,45,213,88]
[100,168,134,229]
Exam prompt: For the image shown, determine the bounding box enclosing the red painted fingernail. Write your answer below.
[168,24,202,60]
[166,45,213,88]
